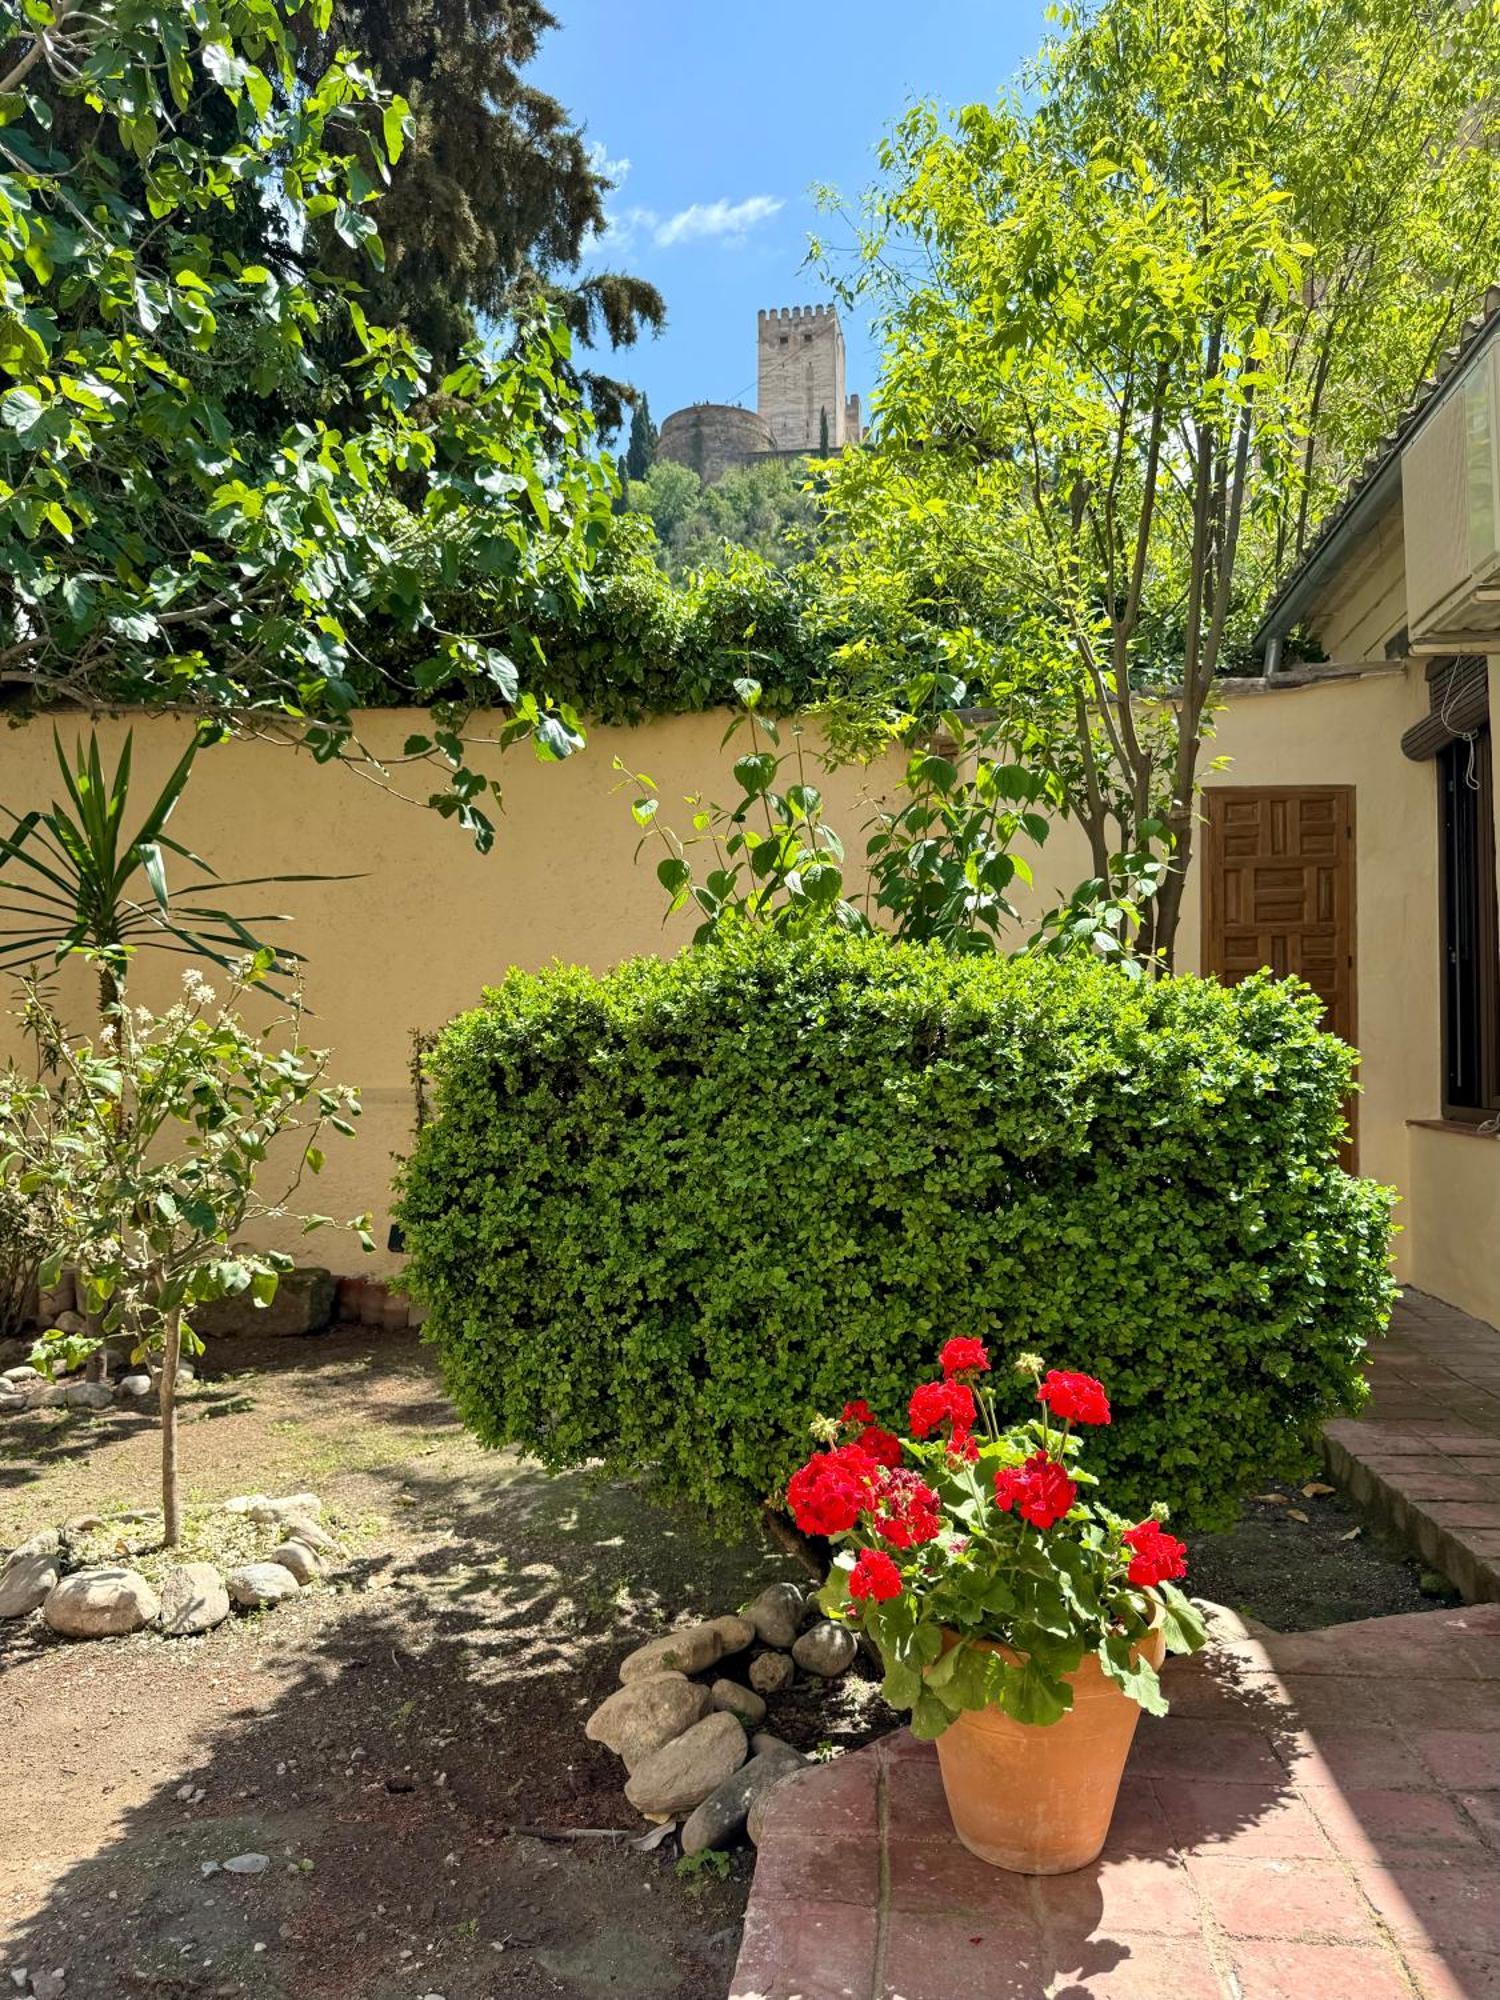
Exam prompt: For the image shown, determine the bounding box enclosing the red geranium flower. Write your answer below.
[908,1379,977,1452]
[993,1451,1078,1530]
[848,1548,903,1602]
[842,1399,876,1427]
[872,1467,942,1548]
[1037,1370,1111,1427]
[1122,1519,1188,1586]
[939,1337,990,1380]
[786,1443,879,1538]
[855,1425,905,1470]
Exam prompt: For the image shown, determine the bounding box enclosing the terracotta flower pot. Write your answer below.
[932,1622,1166,1874]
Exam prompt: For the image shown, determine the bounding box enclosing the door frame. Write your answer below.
[1201,783,1358,1163]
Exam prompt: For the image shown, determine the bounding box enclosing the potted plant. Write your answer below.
[787,1342,1208,1874]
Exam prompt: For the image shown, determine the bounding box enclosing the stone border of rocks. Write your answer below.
[586,1581,861,1857]
[2,1266,424,1376]
[0,1492,338,1640]
[0,1358,188,1416]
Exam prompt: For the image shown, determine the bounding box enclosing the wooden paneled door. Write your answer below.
[1202,786,1357,1161]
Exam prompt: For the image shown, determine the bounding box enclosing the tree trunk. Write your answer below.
[160,1309,182,1547]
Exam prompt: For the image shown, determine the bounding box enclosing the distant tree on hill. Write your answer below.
[626,459,821,577]
[625,398,659,482]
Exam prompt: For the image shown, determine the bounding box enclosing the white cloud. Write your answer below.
[587,140,633,186]
[654,196,784,247]
[582,192,784,259]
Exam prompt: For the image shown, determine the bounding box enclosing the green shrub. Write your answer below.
[395,932,1394,1529]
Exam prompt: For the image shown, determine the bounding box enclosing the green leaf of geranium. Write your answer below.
[1156,1582,1209,1655]
[998,1657,1072,1727]
[909,1688,956,1740]
[1097,1631,1169,1716]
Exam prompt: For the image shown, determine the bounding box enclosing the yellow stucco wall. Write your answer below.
[3,674,1496,1322]
[0,711,902,1275]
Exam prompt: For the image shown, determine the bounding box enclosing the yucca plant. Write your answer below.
[0,729,327,1014]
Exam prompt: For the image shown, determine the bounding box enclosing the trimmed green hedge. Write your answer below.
[396,932,1394,1528]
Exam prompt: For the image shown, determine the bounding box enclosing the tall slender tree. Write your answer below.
[624,395,658,483]
[816,0,1500,969]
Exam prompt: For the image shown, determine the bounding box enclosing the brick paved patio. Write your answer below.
[1326,1288,1500,1602]
[729,1602,1500,2000]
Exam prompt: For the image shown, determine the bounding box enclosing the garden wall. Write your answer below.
[2,661,1488,1320]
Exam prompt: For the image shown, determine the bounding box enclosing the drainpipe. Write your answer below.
[1261,632,1283,682]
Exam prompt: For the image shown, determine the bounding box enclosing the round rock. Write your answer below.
[0,1548,60,1619]
[64,1381,114,1412]
[227,1562,301,1610]
[708,1613,755,1657]
[792,1620,857,1678]
[750,1731,802,1760]
[116,1374,152,1400]
[708,1678,766,1726]
[585,1671,711,1767]
[279,1512,334,1552]
[748,1650,795,1696]
[270,1540,320,1586]
[44,1566,160,1639]
[617,1620,726,1683]
[247,1493,320,1524]
[622,1711,748,1817]
[158,1563,231,1638]
[25,1382,67,1409]
[745,1582,806,1650]
[681,1744,805,1856]
[0,1393,26,1414]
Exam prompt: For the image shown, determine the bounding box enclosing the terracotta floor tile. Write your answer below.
[1401,1950,1500,1999]
[750,1831,881,1909]
[752,1753,881,1843]
[1129,1717,1284,1784]
[1225,1939,1414,2000]
[1419,1731,1500,1790]
[1185,1855,1379,1941]
[1268,1672,1393,1727]
[1277,1725,1434,1791]
[1378,1680,1500,1730]
[885,1836,1039,1923]
[878,1914,1048,2000]
[1044,1935,1224,1999]
[884,1755,958,1843]
[731,1896,879,2000]
[1097,1776,1173,1858]
[1354,1859,1500,1956]
[1034,1853,1200,1941]
[1151,1777,1333,1858]
[1302,1786,1484,1860]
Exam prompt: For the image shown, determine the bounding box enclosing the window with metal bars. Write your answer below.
[1439,723,1500,1118]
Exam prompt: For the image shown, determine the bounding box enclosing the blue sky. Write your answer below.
[532,1,1053,438]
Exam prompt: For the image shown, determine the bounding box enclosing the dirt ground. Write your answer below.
[0,1332,1450,2000]
[1,1330,893,2000]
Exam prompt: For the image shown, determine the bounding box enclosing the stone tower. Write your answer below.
[757,305,849,453]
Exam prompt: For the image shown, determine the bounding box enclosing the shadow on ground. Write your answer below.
[0,1334,827,2000]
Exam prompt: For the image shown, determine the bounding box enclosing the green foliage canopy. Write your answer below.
[0,0,616,848]
[626,456,820,579]
[814,0,1500,965]
[396,931,1395,1530]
